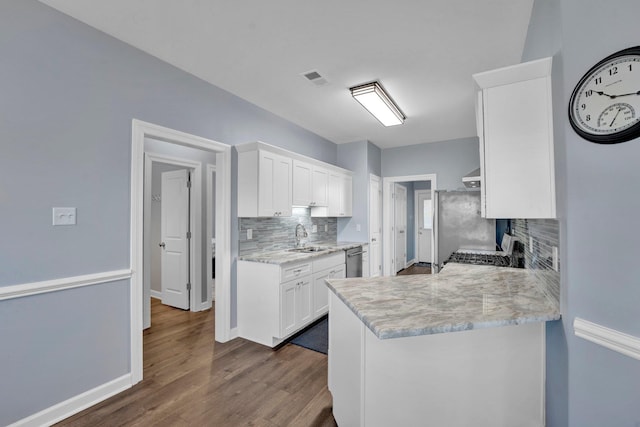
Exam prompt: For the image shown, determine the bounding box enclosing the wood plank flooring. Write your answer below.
[397,263,432,275]
[56,299,337,427]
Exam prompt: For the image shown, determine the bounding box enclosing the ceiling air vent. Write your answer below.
[301,69,329,86]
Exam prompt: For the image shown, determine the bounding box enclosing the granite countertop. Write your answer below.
[238,241,366,265]
[325,262,561,340]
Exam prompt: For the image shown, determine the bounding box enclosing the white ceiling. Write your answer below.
[40,0,534,149]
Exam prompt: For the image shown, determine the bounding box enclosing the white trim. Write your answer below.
[131,119,232,386]
[574,317,640,361]
[382,174,437,276]
[0,269,132,301]
[413,189,431,265]
[206,164,216,306]
[9,374,131,427]
[150,289,162,300]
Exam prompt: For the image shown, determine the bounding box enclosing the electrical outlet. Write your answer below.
[312,224,317,233]
[247,229,253,240]
[529,236,534,252]
[356,224,361,232]
[324,224,328,232]
[52,207,76,226]
[552,246,559,271]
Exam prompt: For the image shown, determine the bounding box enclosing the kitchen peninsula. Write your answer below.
[326,263,560,427]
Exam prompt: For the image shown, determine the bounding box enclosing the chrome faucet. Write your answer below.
[295,223,308,248]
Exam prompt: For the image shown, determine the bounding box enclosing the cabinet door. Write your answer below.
[313,270,331,318]
[259,150,292,217]
[482,77,555,218]
[297,278,313,326]
[292,160,312,206]
[311,166,329,206]
[327,173,342,216]
[273,154,293,216]
[279,280,298,337]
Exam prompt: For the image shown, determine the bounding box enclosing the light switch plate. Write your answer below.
[312,224,317,233]
[53,207,76,226]
[324,224,328,232]
[356,224,361,232]
[552,246,559,271]
[247,229,253,240]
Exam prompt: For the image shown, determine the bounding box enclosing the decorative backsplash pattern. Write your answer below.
[512,219,560,308]
[239,208,337,256]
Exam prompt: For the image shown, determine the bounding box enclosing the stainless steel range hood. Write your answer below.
[462,168,481,188]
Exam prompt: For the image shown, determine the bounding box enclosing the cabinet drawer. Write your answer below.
[281,261,312,282]
[313,251,345,272]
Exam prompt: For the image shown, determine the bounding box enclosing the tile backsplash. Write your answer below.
[512,218,560,308]
[239,208,337,256]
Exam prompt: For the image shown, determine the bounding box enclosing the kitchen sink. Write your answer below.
[287,246,328,253]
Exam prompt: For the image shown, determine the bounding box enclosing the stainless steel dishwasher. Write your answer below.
[345,246,364,277]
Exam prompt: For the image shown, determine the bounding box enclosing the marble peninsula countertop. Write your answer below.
[238,242,365,265]
[326,263,561,340]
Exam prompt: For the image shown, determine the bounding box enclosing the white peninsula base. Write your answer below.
[328,293,546,427]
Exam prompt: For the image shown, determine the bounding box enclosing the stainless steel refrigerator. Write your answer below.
[433,190,496,272]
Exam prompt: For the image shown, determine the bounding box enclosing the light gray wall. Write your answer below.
[0,1,337,423]
[381,137,480,190]
[337,140,371,243]
[367,141,382,177]
[524,0,640,426]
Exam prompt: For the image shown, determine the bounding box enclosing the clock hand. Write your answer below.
[595,90,640,99]
[609,107,622,127]
[609,90,640,98]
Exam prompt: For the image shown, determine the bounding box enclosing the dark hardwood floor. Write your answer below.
[397,263,432,275]
[56,299,337,427]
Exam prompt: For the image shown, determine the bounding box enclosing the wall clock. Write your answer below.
[568,46,640,144]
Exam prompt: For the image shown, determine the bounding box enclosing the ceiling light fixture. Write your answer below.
[350,81,405,126]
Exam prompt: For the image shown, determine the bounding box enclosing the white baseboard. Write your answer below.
[574,317,640,361]
[150,289,162,300]
[10,374,132,427]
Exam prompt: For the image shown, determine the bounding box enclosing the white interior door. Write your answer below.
[394,184,407,273]
[160,169,190,310]
[416,190,432,264]
[369,175,382,277]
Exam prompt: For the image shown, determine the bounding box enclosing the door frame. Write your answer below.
[131,119,232,385]
[414,189,433,266]
[206,164,216,306]
[143,153,201,328]
[393,183,408,273]
[368,174,382,277]
[382,174,436,276]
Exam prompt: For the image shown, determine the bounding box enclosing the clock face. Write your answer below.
[569,47,640,144]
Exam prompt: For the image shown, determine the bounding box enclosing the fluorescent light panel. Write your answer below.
[350,82,405,126]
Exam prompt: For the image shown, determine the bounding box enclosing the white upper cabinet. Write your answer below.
[473,57,556,219]
[315,171,352,217]
[238,142,352,217]
[238,149,292,217]
[292,160,329,207]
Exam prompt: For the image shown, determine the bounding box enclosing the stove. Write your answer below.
[446,251,513,267]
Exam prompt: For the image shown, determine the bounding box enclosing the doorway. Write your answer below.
[143,153,204,329]
[369,174,382,277]
[382,174,436,276]
[130,119,231,385]
[415,189,433,265]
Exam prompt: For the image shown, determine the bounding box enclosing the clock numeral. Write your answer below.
[629,64,633,72]
[609,66,618,76]
[594,77,602,85]
[581,103,586,110]
[585,90,593,97]
[586,114,591,122]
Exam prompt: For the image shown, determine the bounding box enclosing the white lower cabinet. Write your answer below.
[238,251,345,347]
[312,263,346,318]
[280,277,312,338]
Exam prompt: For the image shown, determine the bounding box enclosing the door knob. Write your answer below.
[159,242,166,248]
